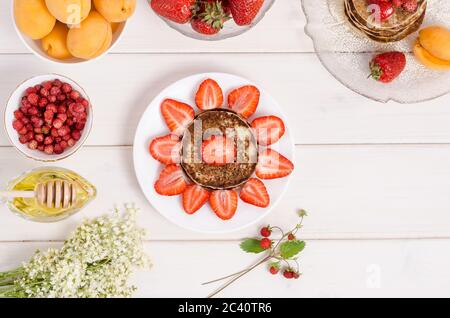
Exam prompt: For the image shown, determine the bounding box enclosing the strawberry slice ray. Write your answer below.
[251,115,286,146]
[202,135,236,166]
[256,149,294,180]
[154,164,187,196]
[195,79,224,110]
[210,190,238,220]
[183,184,210,214]
[240,178,270,208]
[149,134,181,164]
[161,99,195,136]
[228,85,260,118]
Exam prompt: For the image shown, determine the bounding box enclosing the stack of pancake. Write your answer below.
[344,0,427,42]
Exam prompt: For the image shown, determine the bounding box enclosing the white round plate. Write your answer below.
[133,73,295,234]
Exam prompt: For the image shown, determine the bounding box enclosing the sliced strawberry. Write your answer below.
[256,149,294,180]
[251,116,285,146]
[154,164,187,196]
[182,184,210,214]
[210,190,238,220]
[240,178,270,208]
[195,79,224,110]
[149,134,181,164]
[202,135,236,166]
[160,99,195,136]
[228,85,260,118]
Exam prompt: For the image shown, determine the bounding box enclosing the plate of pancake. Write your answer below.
[302,0,450,103]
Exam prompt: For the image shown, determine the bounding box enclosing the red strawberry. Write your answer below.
[210,190,238,220]
[402,0,418,12]
[150,0,196,24]
[202,135,236,166]
[256,149,294,180]
[251,116,285,146]
[228,85,260,118]
[240,178,270,208]
[367,0,394,22]
[195,79,224,110]
[183,184,210,214]
[149,134,181,164]
[154,164,187,196]
[160,99,195,136]
[392,0,405,8]
[191,1,230,35]
[369,51,406,83]
[229,0,264,26]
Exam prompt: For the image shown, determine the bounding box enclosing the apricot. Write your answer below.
[41,22,72,60]
[414,40,450,71]
[93,0,136,22]
[45,0,91,25]
[419,26,450,62]
[14,0,56,40]
[67,11,112,59]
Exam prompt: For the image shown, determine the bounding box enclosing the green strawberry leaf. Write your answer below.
[279,240,305,259]
[240,239,265,254]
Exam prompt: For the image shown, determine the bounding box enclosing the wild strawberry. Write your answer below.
[283,270,294,279]
[293,272,301,279]
[27,93,39,105]
[28,140,38,150]
[260,226,271,237]
[53,119,63,129]
[61,83,72,93]
[44,144,54,154]
[12,120,24,131]
[35,134,44,143]
[288,233,296,241]
[71,130,81,141]
[14,110,24,120]
[260,238,271,250]
[269,266,279,275]
[69,90,80,100]
[370,51,406,83]
[54,144,63,154]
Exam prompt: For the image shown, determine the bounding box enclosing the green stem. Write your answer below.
[0,268,23,283]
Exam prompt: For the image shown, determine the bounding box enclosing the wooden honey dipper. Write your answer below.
[0,180,77,209]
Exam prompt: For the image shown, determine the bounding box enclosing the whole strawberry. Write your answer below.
[369,51,406,83]
[229,0,264,26]
[191,0,230,35]
[151,0,196,24]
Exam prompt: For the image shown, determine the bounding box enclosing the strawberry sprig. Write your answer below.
[203,210,307,297]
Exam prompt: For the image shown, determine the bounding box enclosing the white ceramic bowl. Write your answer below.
[4,74,93,162]
[11,1,127,65]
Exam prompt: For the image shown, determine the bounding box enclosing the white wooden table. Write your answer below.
[1,0,450,298]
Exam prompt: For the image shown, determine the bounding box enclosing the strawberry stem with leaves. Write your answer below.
[203,209,308,298]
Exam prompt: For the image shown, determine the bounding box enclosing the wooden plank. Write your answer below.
[0,0,312,54]
[0,239,449,297]
[1,145,450,241]
[1,54,450,147]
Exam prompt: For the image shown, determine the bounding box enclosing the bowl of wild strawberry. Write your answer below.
[149,0,275,40]
[4,74,92,162]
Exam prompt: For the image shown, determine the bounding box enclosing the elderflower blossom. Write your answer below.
[1,204,151,298]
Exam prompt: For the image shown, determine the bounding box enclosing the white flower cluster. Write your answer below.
[3,204,151,298]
